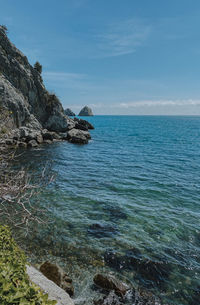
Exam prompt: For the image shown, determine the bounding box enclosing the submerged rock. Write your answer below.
[78,105,93,116]
[64,108,75,116]
[104,206,127,222]
[94,274,130,296]
[88,223,118,238]
[40,261,74,296]
[104,249,171,288]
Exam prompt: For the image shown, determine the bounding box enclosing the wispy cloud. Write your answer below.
[119,99,200,108]
[97,19,152,57]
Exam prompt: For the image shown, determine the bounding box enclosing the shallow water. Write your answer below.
[10,116,200,304]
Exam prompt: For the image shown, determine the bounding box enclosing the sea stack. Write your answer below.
[78,106,93,116]
[64,108,75,116]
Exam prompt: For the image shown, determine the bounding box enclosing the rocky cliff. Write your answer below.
[64,108,75,116]
[0,26,94,145]
[0,26,69,132]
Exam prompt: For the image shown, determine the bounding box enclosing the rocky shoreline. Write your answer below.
[27,260,165,305]
[0,117,94,148]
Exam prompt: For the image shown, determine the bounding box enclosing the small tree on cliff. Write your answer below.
[0,25,8,34]
[34,61,42,74]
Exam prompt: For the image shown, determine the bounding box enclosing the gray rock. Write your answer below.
[67,128,91,144]
[74,117,94,130]
[78,106,93,116]
[26,265,74,305]
[64,108,75,116]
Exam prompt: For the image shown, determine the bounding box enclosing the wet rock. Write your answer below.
[88,223,118,238]
[94,291,122,305]
[67,128,91,144]
[135,259,170,288]
[64,108,75,116]
[94,274,130,296]
[40,261,74,296]
[78,105,93,116]
[62,281,74,297]
[27,139,38,148]
[74,117,94,130]
[104,250,126,270]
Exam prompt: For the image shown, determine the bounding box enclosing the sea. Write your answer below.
[12,116,200,305]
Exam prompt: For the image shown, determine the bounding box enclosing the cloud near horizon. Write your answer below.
[119,99,200,108]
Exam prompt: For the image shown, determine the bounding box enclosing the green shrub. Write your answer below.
[0,225,57,305]
[34,61,42,74]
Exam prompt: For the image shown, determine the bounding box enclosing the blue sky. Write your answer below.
[1,0,200,114]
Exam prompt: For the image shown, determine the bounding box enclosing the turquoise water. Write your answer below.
[14,116,200,304]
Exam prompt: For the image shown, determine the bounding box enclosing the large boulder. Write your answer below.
[74,117,94,130]
[67,128,91,144]
[78,106,93,116]
[64,108,75,116]
[40,261,74,297]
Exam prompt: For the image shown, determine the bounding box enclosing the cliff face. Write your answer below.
[0,26,68,132]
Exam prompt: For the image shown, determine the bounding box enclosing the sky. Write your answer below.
[1,0,200,115]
